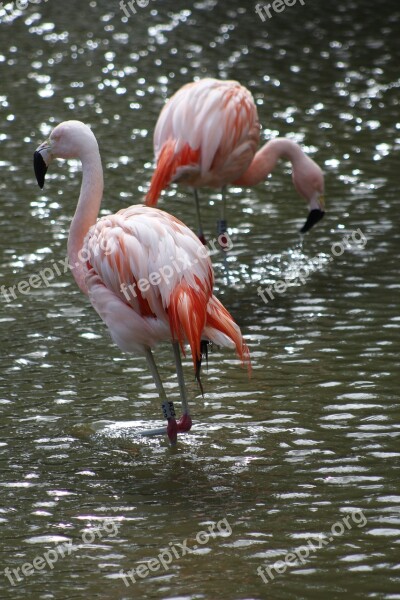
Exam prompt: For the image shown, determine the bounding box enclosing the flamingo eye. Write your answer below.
[50,130,61,142]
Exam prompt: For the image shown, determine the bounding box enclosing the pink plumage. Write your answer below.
[146,78,260,202]
[83,205,249,367]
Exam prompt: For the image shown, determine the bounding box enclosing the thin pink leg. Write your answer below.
[172,342,192,435]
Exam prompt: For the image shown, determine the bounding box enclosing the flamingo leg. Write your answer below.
[172,341,193,433]
[217,186,231,281]
[193,188,206,245]
[144,347,177,444]
[217,186,228,237]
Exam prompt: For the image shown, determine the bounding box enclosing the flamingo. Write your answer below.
[33,120,250,445]
[145,78,325,242]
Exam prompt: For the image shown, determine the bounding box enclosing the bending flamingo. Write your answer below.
[145,78,325,241]
[33,120,250,445]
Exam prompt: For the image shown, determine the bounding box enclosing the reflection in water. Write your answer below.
[0,0,400,599]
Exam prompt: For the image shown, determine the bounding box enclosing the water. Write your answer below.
[1,0,400,598]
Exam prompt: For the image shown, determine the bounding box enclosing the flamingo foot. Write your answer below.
[177,413,193,433]
[167,418,178,445]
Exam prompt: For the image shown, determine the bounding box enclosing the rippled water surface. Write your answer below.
[1,1,400,599]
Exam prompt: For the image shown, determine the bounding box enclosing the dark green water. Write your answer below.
[0,1,399,599]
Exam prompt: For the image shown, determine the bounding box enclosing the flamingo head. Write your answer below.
[34,120,98,188]
[292,156,325,234]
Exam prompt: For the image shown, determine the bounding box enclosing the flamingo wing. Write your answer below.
[83,205,214,363]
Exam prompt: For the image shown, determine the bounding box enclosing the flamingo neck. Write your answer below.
[235,138,304,187]
[67,146,103,294]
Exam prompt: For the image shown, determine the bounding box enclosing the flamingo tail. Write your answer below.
[145,140,200,206]
[168,284,251,394]
[168,280,209,390]
[205,295,252,374]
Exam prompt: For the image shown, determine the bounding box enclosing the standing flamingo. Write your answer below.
[145,78,325,241]
[33,120,250,445]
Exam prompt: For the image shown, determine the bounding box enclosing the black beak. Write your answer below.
[33,150,48,189]
[300,209,325,234]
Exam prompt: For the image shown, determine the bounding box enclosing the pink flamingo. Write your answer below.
[145,78,325,241]
[33,120,250,445]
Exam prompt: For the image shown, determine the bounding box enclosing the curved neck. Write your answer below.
[234,138,304,187]
[67,146,103,294]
